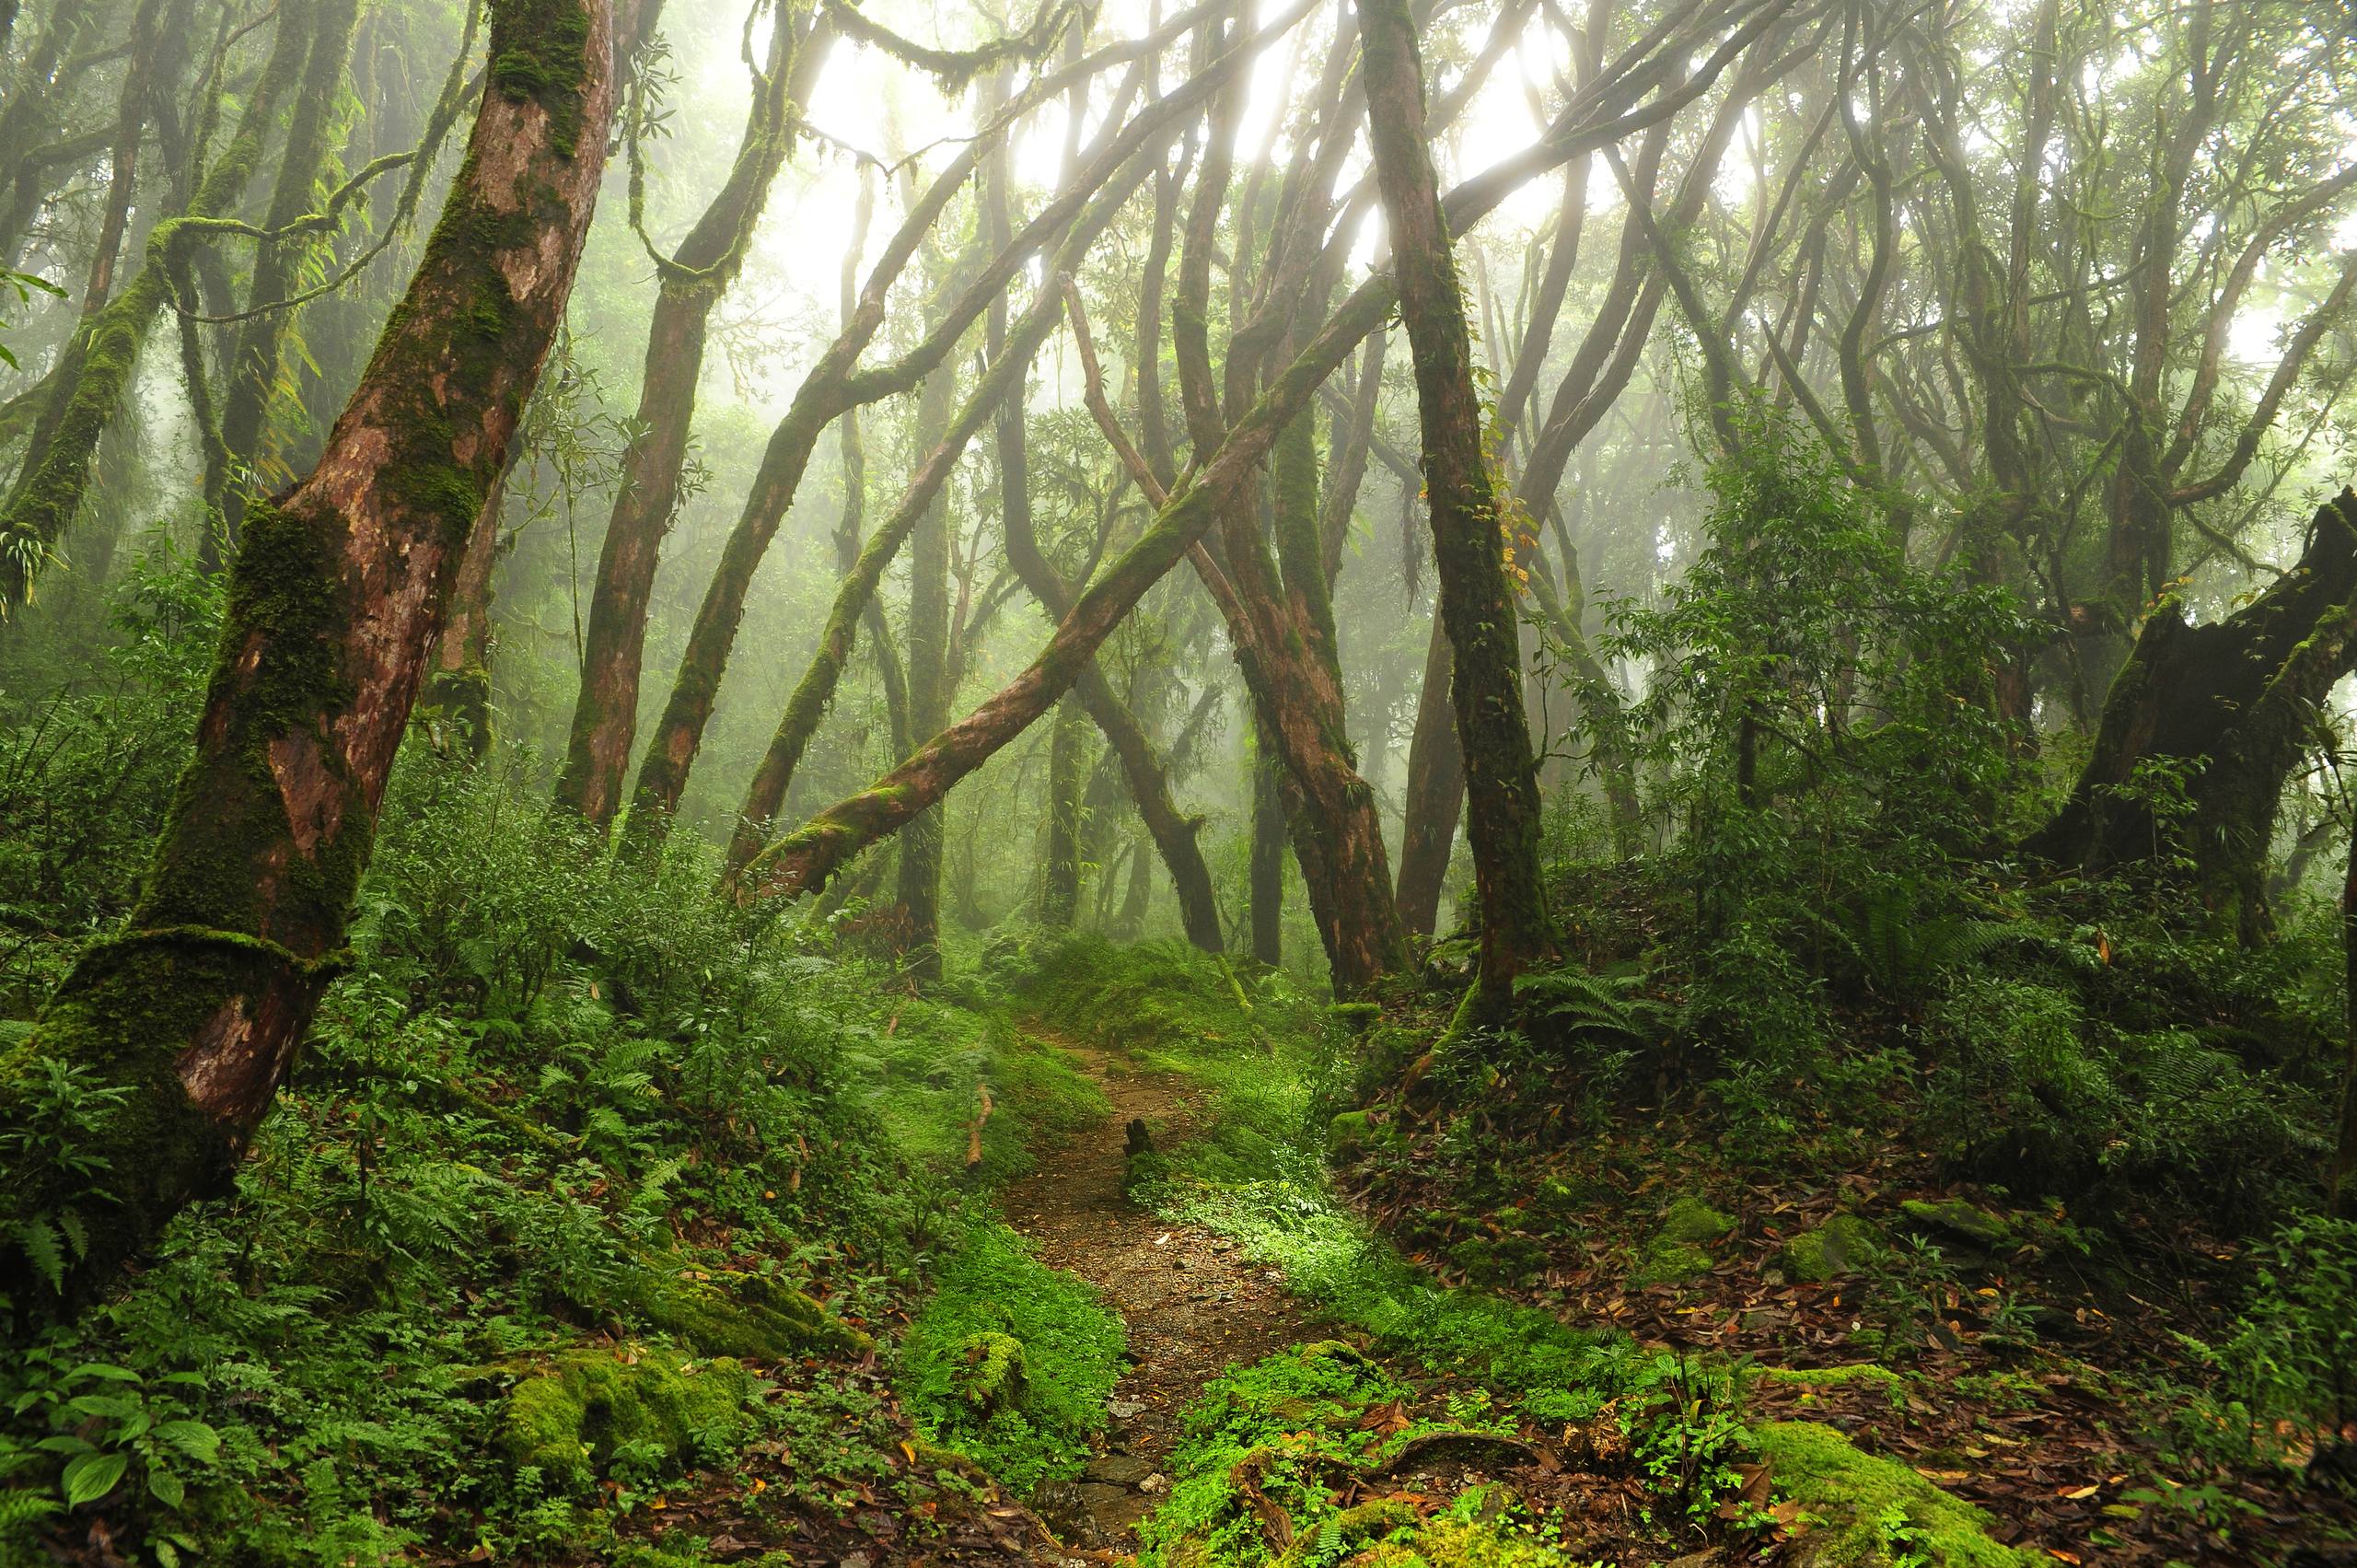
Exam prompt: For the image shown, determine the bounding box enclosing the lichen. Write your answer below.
[1753,1421,2029,1567]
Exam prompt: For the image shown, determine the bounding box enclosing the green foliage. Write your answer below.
[2212,1215,2357,1436]
[897,1224,1125,1491]
[0,757,939,1562]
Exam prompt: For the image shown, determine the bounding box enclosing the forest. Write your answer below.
[0,0,2353,1562]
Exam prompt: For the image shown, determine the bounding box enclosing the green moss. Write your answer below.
[1660,1195,1734,1243]
[897,1225,1124,1490]
[491,0,595,156]
[622,1266,875,1359]
[1348,1516,1582,1566]
[1779,1214,1882,1282]
[496,1349,759,1496]
[1627,1239,1712,1287]
[950,1330,1025,1411]
[1898,1198,2013,1251]
[1753,1422,2029,1567]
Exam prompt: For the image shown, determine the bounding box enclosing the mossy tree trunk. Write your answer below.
[1248,723,1286,964]
[1357,0,1554,1010]
[1040,695,1088,927]
[1395,615,1464,937]
[0,0,630,1318]
[552,5,823,827]
[2026,491,2357,939]
[420,470,509,762]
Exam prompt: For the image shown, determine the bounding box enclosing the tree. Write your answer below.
[1355,0,1554,1011]
[0,0,636,1316]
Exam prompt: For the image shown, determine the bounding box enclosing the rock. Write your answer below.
[1085,1453,1155,1488]
[1107,1398,1144,1419]
[1140,1472,1169,1494]
[1660,1195,1734,1244]
[496,1349,757,1496]
[1778,1214,1883,1283]
[1628,1241,1712,1288]
[1899,1197,2014,1252]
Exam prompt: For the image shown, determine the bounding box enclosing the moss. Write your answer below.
[496,1348,758,1496]
[1626,1239,1712,1288]
[1779,1214,1882,1283]
[1756,1365,1907,1413]
[1347,1516,1583,1566]
[622,1266,875,1360]
[1898,1198,2013,1252]
[1754,1422,2029,1567]
[491,0,595,157]
[950,1330,1025,1411]
[1660,1195,1734,1243]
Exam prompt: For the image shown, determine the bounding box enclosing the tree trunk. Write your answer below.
[624,8,1286,840]
[717,159,1156,885]
[2026,491,2357,938]
[0,0,628,1318]
[1248,720,1286,963]
[1040,695,1087,926]
[2334,834,2357,1217]
[894,341,961,981]
[1395,614,1465,936]
[1357,0,1552,1010]
[552,9,819,826]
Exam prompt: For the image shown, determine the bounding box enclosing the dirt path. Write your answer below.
[1001,1036,1326,1551]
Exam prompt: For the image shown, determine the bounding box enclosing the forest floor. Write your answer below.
[1002,1036,1327,1551]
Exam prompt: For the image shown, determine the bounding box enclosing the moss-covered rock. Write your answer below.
[1756,1364,1907,1411]
[952,1330,1027,1412]
[622,1266,875,1359]
[1626,1196,1733,1286]
[1898,1198,2014,1253]
[1778,1214,1883,1282]
[1661,1195,1733,1243]
[1345,1515,1583,1565]
[497,1349,758,1496]
[1755,1421,2029,1567]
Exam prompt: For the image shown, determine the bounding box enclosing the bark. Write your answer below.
[1357,0,1553,1006]
[2026,491,2357,938]
[1395,614,1465,937]
[1248,722,1286,963]
[0,0,627,1317]
[552,6,821,825]
[206,0,366,561]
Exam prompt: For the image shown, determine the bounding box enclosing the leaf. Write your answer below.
[147,1466,186,1509]
[61,1449,128,1507]
[155,1420,221,1463]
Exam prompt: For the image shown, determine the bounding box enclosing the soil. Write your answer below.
[1001,1036,1329,1552]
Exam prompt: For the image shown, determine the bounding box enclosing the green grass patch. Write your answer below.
[896,1224,1126,1492]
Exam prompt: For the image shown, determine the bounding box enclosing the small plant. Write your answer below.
[0,1056,130,1300]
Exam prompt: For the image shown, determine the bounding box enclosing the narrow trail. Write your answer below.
[1001,1035,1325,1552]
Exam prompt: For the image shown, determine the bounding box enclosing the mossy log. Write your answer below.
[0,0,631,1319]
[2026,490,2357,936]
